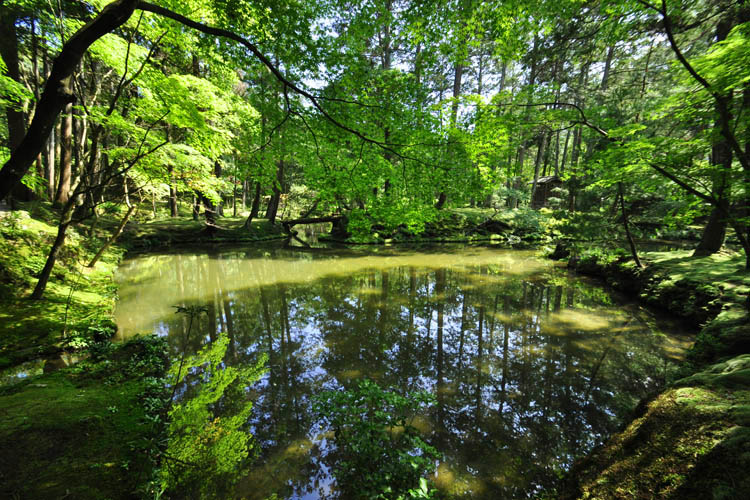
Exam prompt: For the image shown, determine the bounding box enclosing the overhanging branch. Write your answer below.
[136,1,408,159]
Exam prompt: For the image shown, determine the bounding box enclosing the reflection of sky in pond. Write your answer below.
[115,245,692,499]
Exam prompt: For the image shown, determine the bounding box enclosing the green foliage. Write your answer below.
[0,334,170,499]
[314,379,440,500]
[0,54,32,109]
[551,211,620,242]
[161,332,268,499]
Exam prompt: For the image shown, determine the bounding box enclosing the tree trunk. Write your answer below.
[47,120,57,200]
[694,203,729,256]
[435,191,447,210]
[568,63,589,212]
[192,194,200,220]
[32,199,76,299]
[0,0,140,201]
[232,173,237,217]
[694,20,734,257]
[197,191,217,229]
[619,182,644,268]
[0,9,25,153]
[695,121,732,257]
[168,166,178,217]
[265,160,283,224]
[559,129,570,176]
[531,134,546,208]
[87,205,136,267]
[244,181,262,229]
[54,102,73,205]
[0,8,35,202]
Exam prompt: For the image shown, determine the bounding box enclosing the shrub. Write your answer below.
[314,379,440,499]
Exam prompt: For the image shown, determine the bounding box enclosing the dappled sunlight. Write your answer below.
[548,309,616,332]
[435,462,488,497]
[337,369,362,380]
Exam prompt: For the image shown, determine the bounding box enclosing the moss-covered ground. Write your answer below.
[0,203,171,498]
[560,356,750,500]
[0,336,168,499]
[4,200,750,498]
[0,205,123,369]
[559,246,750,499]
[121,214,285,250]
[0,201,292,498]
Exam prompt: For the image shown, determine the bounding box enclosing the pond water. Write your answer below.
[115,245,691,499]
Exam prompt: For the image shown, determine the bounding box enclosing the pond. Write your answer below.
[115,245,691,499]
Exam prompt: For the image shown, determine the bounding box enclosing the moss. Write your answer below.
[557,245,750,499]
[0,205,169,499]
[0,336,169,499]
[566,249,731,327]
[0,208,123,367]
[687,309,750,365]
[560,356,750,499]
[120,216,285,251]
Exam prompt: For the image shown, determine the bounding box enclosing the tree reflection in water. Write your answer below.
[115,247,688,499]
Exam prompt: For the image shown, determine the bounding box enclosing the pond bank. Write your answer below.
[556,246,750,499]
[0,206,169,498]
[3,204,746,498]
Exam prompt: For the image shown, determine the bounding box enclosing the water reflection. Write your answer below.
[115,246,689,499]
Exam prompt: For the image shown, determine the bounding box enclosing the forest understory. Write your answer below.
[3,0,750,497]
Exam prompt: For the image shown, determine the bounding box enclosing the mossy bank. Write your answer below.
[557,246,750,499]
[0,204,170,498]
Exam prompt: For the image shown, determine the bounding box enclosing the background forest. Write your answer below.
[2,0,749,265]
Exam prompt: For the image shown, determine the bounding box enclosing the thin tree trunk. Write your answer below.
[47,119,56,200]
[244,181,262,229]
[531,134,546,208]
[31,17,45,193]
[232,173,237,217]
[559,129,570,176]
[169,165,178,217]
[87,205,136,267]
[619,182,643,268]
[32,198,77,299]
[266,160,283,224]
[54,103,73,205]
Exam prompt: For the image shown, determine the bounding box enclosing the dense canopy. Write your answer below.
[2,1,749,259]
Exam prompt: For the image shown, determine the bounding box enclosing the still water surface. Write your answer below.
[115,245,690,499]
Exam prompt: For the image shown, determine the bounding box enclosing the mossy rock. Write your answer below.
[676,354,750,390]
[688,308,750,366]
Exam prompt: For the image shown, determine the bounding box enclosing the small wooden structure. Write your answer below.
[530,175,563,209]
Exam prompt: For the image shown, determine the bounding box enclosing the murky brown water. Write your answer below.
[115,245,691,499]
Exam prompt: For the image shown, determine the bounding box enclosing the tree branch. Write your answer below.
[136,1,405,158]
[647,161,716,204]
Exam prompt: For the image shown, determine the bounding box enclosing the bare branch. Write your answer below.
[646,161,716,204]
